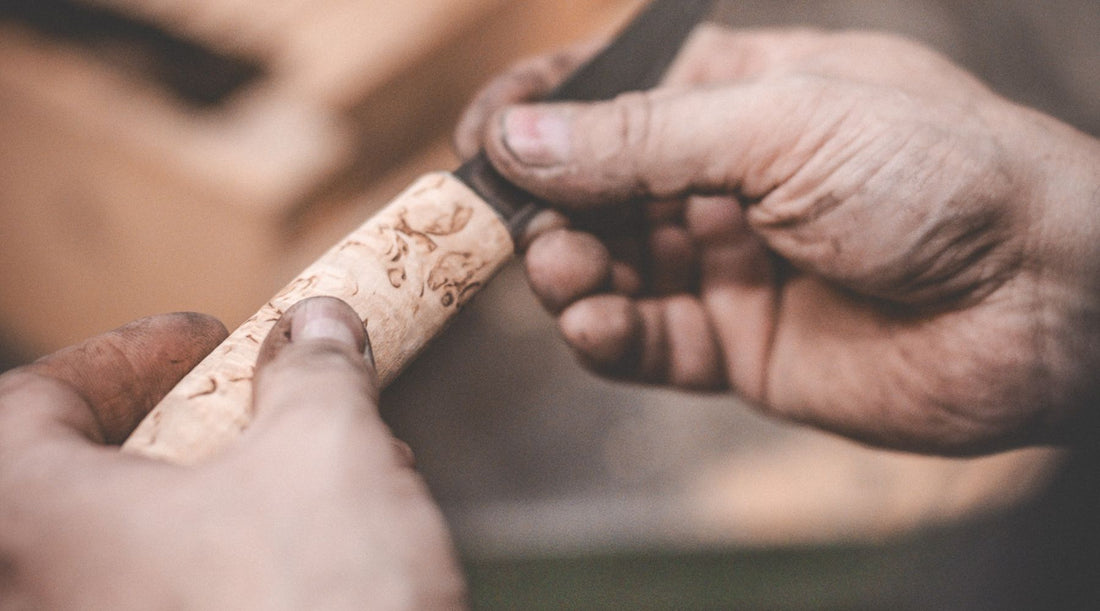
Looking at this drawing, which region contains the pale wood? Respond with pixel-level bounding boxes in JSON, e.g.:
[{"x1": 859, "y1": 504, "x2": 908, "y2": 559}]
[
  {"x1": 82, "y1": 0, "x2": 638, "y2": 109},
  {"x1": 86, "y1": 0, "x2": 509, "y2": 106},
  {"x1": 122, "y1": 173, "x2": 514, "y2": 464},
  {"x1": 0, "y1": 1, "x2": 636, "y2": 355},
  {"x1": 0, "y1": 25, "x2": 350, "y2": 210}
]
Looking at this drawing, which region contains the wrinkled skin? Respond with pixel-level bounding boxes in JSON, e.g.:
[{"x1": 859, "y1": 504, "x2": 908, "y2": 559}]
[
  {"x1": 0, "y1": 298, "x2": 465, "y2": 610},
  {"x1": 457, "y1": 26, "x2": 1100, "y2": 454}
]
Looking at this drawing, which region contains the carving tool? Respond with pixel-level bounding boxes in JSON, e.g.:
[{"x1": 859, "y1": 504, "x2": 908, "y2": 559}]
[{"x1": 123, "y1": 0, "x2": 718, "y2": 463}]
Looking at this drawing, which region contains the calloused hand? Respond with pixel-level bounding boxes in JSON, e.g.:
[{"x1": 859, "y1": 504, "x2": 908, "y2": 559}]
[
  {"x1": 456, "y1": 26, "x2": 1100, "y2": 454},
  {"x1": 0, "y1": 298, "x2": 465, "y2": 610}
]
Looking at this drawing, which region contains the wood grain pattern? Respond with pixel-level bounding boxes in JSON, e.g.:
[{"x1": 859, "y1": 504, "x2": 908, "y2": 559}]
[{"x1": 121, "y1": 172, "x2": 514, "y2": 464}]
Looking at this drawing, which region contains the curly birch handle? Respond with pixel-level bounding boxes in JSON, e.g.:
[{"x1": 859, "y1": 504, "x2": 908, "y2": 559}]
[{"x1": 122, "y1": 173, "x2": 514, "y2": 464}]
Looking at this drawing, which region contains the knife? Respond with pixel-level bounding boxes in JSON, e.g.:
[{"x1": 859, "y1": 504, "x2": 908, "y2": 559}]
[{"x1": 122, "y1": 0, "x2": 718, "y2": 464}]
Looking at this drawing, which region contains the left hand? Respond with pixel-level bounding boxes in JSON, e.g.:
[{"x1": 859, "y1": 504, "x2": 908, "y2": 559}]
[
  {"x1": 455, "y1": 26, "x2": 1100, "y2": 453},
  {"x1": 0, "y1": 298, "x2": 465, "y2": 610}
]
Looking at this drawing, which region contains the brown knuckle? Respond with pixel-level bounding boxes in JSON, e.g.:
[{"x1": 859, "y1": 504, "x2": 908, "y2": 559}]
[
  {"x1": 525, "y1": 229, "x2": 612, "y2": 312},
  {"x1": 560, "y1": 296, "x2": 641, "y2": 377}
]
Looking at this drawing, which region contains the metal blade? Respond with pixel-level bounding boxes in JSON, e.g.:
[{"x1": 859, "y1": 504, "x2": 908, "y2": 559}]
[{"x1": 454, "y1": 0, "x2": 717, "y2": 239}]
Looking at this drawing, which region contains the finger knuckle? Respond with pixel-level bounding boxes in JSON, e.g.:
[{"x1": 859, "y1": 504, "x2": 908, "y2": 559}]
[
  {"x1": 611, "y1": 91, "x2": 655, "y2": 151},
  {"x1": 0, "y1": 369, "x2": 34, "y2": 396},
  {"x1": 0, "y1": 370, "x2": 68, "y2": 404},
  {"x1": 609, "y1": 91, "x2": 662, "y2": 197},
  {"x1": 274, "y1": 343, "x2": 368, "y2": 378}
]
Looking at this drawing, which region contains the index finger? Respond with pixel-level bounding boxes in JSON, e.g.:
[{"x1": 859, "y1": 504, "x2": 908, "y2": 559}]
[{"x1": 0, "y1": 313, "x2": 226, "y2": 447}]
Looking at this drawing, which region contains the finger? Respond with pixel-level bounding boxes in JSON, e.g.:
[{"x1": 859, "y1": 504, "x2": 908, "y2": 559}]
[
  {"x1": 0, "y1": 313, "x2": 227, "y2": 446},
  {"x1": 485, "y1": 75, "x2": 974, "y2": 302},
  {"x1": 646, "y1": 224, "x2": 699, "y2": 295},
  {"x1": 558, "y1": 294, "x2": 726, "y2": 390},
  {"x1": 566, "y1": 199, "x2": 649, "y2": 286},
  {"x1": 557, "y1": 294, "x2": 641, "y2": 377},
  {"x1": 483, "y1": 77, "x2": 838, "y2": 209},
  {"x1": 253, "y1": 297, "x2": 373, "y2": 417},
  {"x1": 684, "y1": 195, "x2": 746, "y2": 249},
  {"x1": 516, "y1": 208, "x2": 570, "y2": 252},
  {"x1": 457, "y1": 26, "x2": 827, "y2": 159},
  {"x1": 525, "y1": 229, "x2": 613, "y2": 313},
  {"x1": 254, "y1": 297, "x2": 374, "y2": 372},
  {"x1": 603, "y1": 232, "x2": 646, "y2": 292},
  {"x1": 249, "y1": 297, "x2": 407, "y2": 468},
  {"x1": 639, "y1": 199, "x2": 698, "y2": 295},
  {"x1": 454, "y1": 39, "x2": 603, "y2": 160}
]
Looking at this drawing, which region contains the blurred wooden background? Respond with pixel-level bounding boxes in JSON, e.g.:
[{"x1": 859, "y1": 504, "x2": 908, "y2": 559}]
[
  {"x1": 1, "y1": 1, "x2": 1097, "y2": 607},
  {"x1": 0, "y1": 0, "x2": 642, "y2": 354}
]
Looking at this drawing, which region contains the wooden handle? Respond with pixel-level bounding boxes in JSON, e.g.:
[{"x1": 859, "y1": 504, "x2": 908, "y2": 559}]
[{"x1": 122, "y1": 173, "x2": 514, "y2": 464}]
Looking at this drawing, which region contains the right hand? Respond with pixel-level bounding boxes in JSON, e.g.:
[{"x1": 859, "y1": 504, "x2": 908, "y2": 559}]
[{"x1": 456, "y1": 26, "x2": 1100, "y2": 454}]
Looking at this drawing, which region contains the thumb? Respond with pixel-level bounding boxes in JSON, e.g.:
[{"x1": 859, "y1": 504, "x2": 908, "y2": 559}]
[
  {"x1": 483, "y1": 77, "x2": 843, "y2": 208},
  {"x1": 248, "y1": 297, "x2": 409, "y2": 468}
]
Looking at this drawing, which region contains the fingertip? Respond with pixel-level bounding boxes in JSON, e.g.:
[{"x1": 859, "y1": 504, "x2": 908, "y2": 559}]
[
  {"x1": 251, "y1": 298, "x2": 381, "y2": 438},
  {"x1": 290, "y1": 297, "x2": 366, "y2": 352},
  {"x1": 525, "y1": 229, "x2": 612, "y2": 313},
  {"x1": 166, "y1": 311, "x2": 229, "y2": 338},
  {"x1": 117, "y1": 312, "x2": 227, "y2": 358},
  {"x1": 516, "y1": 209, "x2": 570, "y2": 252},
  {"x1": 253, "y1": 297, "x2": 379, "y2": 421},
  {"x1": 258, "y1": 296, "x2": 371, "y2": 372},
  {"x1": 483, "y1": 91, "x2": 688, "y2": 209},
  {"x1": 484, "y1": 104, "x2": 588, "y2": 208},
  {"x1": 161, "y1": 313, "x2": 229, "y2": 362},
  {"x1": 559, "y1": 295, "x2": 641, "y2": 375},
  {"x1": 496, "y1": 105, "x2": 572, "y2": 168}
]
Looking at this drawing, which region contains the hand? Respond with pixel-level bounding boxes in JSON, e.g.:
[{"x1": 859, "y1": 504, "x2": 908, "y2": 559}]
[
  {"x1": 0, "y1": 298, "x2": 465, "y2": 609},
  {"x1": 456, "y1": 26, "x2": 1100, "y2": 454}
]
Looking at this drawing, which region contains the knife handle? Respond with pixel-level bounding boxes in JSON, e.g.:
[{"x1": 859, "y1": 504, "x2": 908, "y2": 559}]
[{"x1": 121, "y1": 172, "x2": 514, "y2": 464}]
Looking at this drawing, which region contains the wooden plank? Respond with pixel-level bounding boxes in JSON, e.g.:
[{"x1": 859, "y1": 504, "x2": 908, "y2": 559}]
[
  {"x1": 85, "y1": 0, "x2": 319, "y2": 57},
  {"x1": 0, "y1": 22, "x2": 352, "y2": 352},
  {"x1": 84, "y1": 0, "x2": 508, "y2": 100},
  {"x1": 0, "y1": 69, "x2": 284, "y2": 351},
  {"x1": 82, "y1": 0, "x2": 635, "y2": 108},
  {"x1": 0, "y1": 23, "x2": 350, "y2": 210},
  {"x1": 269, "y1": 0, "x2": 506, "y2": 107}
]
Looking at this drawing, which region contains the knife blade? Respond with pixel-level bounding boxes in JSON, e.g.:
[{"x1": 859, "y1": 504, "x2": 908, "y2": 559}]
[{"x1": 122, "y1": 0, "x2": 717, "y2": 464}]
